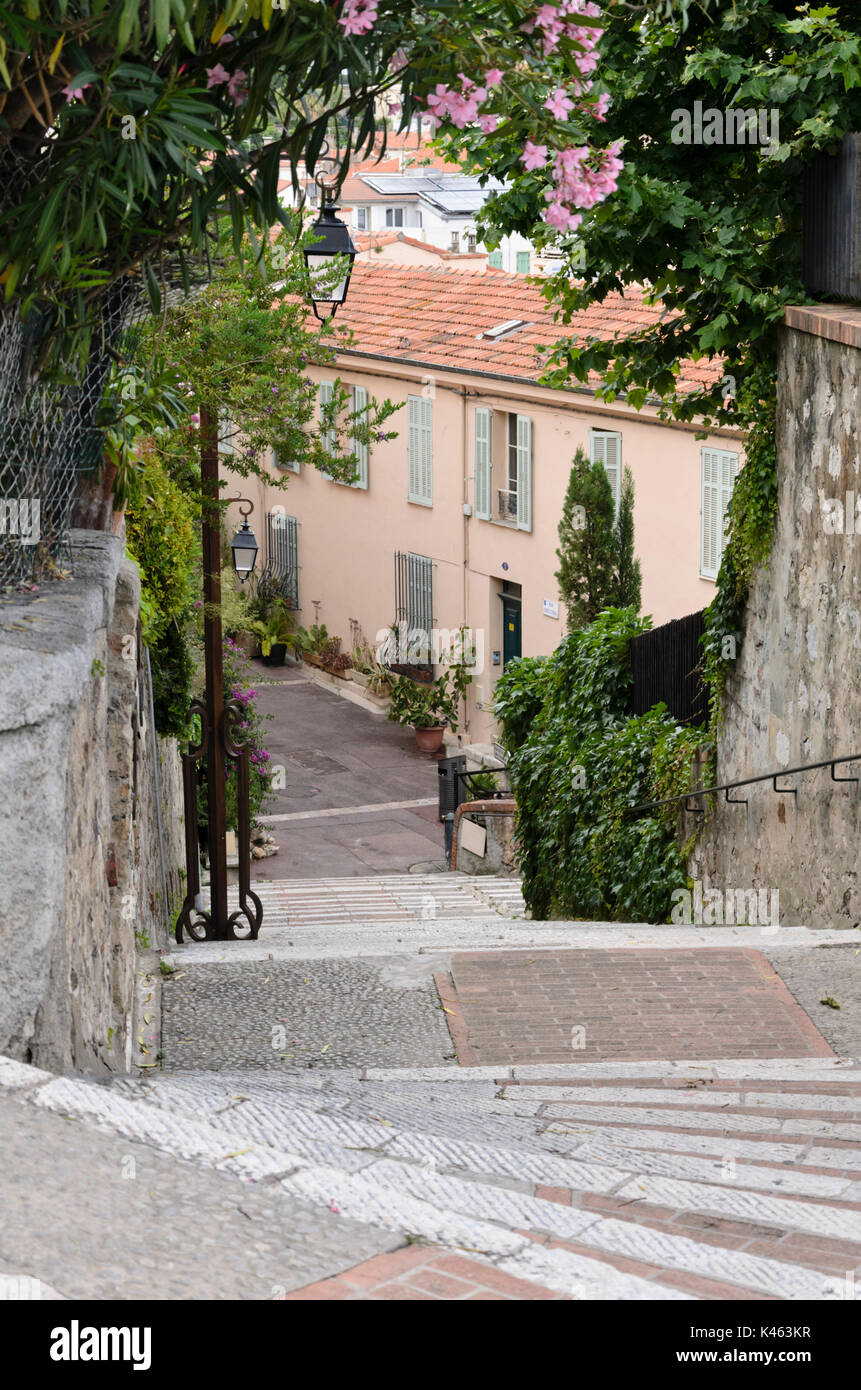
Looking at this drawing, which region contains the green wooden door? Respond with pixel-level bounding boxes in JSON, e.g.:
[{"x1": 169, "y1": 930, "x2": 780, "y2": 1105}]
[{"x1": 502, "y1": 598, "x2": 521, "y2": 669}]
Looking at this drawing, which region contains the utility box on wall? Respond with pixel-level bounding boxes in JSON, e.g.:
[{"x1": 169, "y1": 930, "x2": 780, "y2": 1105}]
[{"x1": 803, "y1": 133, "x2": 861, "y2": 300}]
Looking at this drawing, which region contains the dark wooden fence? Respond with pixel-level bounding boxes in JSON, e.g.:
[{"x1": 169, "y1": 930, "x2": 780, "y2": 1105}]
[{"x1": 628, "y1": 608, "x2": 708, "y2": 727}]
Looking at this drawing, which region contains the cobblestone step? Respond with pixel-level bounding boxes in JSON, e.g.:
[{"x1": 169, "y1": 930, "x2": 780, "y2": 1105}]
[{"x1": 4, "y1": 1054, "x2": 859, "y2": 1300}]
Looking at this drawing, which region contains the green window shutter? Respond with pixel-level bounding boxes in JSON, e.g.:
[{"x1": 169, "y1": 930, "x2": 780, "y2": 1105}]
[
  {"x1": 516, "y1": 251, "x2": 531, "y2": 274},
  {"x1": 319, "y1": 380, "x2": 335, "y2": 451},
  {"x1": 488, "y1": 250, "x2": 503, "y2": 269},
  {"x1": 515, "y1": 414, "x2": 533, "y2": 532},
  {"x1": 590, "y1": 429, "x2": 621, "y2": 512},
  {"x1": 350, "y1": 386, "x2": 369, "y2": 489},
  {"x1": 408, "y1": 394, "x2": 432, "y2": 504},
  {"x1": 701, "y1": 448, "x2": 740, "y2": 578},
  {"x1": 474, "y1": 407, "x2": 492, "y2": 519},
  {"x1": 701, "y1": 448, "x2": 721, "y2": 578},
  {"x1": 318, "y1": 380, "x2": 335, "y2": 478},
  {"x1": 407, "y1": 395, "x2": 421, "y2": 501},
  {"x1": 219, "y1": 411, "x2": 236, "y2": 456}
]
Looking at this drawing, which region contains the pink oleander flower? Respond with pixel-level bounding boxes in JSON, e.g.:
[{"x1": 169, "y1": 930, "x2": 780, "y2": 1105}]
[
  {"x1": 339, "y1": 0, "x2": 378, "y2": 36},
  {"x1": 227, "y1": 69, "x2": 248, "y2": 104},
  {"x1": 206, "y1": 64, "x2": 230, "y2": 88},
  {"x1": 545, "y1": 87, "x2": 574, "y2": 120},
  {"x1": 521, "y1": 140, "x2": 548, "y2": 171},
  {"x1": 543, "y1": 201, "x2": 583, "y2": 233},
  {"x1": 62, "y1": 80, "x2": 92, "y2": 100},
  {"x1": 478, "y1": 114, "x2": 500, "y2": 134},
  {"x1": 484, "y1": 68, "x2": 504, "y2": 87}
]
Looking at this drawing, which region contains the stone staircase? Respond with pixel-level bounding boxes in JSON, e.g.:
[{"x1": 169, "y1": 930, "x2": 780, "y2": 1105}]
[
  {"x1": 4, "y1": 873, "x2": 860, "y2": 1300},
  {"x1": 3, "y1": 1053, "x2": 860, "y2": 1300}
]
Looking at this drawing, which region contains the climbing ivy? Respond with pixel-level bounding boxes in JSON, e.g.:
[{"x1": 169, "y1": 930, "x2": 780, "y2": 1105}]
[{"x1": 495, "y1": 609, "x2": 706, "y2": 923}]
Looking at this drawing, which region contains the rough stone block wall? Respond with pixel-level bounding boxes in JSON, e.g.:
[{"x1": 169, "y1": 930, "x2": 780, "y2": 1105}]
[
  {"x1": 0, "y1": 530, "x2": 184, "y2": 1073},
  {"x1": 690, "y1": 323, "x2": 861, "y2": 929}
]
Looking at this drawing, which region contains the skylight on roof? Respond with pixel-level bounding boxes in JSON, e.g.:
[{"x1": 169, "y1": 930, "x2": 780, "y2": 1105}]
[{"x1": 478, "y1": 319, "x2": 531, "y2": 341}]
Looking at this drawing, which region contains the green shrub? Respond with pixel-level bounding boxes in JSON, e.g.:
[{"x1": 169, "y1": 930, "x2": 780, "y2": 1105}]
[{"x1": 495, "y1": 608, "x2": 706, "y2": 923}]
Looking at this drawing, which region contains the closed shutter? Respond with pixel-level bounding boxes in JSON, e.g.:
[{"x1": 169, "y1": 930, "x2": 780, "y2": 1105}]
[
  {"x1": 220, "y1": 412, "x2": 236, "y2": 456},
  {"x1": 488, "y1": 251, "x2": 503, "y2": 269},
  {"x1": 590, "y1": 429, "x2": 621, "y2": 511},
  {"x1": 350, "y1": 386, "x2": 369, "y2": 489},
  {"x1": 515, "y1": 414, "x2": 533, "y2": 531},
  {"x1": 474, "y1": 407, "x2": 492, "y2": 519},
  {"x1": 407, "y1": 394, "x2": 432, "y2": 504},
  {"x1": 701, "y1": 447, "x2": 739, "y2": 578},
  {"x1": 319, "y1": 379, "x2": 336, "y2": 450}
]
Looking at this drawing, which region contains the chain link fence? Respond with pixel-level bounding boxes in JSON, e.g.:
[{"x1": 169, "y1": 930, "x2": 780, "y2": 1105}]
[{"x1": 0, "y1": 134, "x2": 145, "y2": 589}]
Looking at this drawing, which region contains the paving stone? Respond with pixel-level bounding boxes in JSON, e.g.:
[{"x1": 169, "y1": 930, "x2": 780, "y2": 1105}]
[
  {"x1": 162, "y1": 958, "x2": 454, "y2": 1071},
  {"x1": 0, "y1": 1095, "x2": 399, "y2": 1300}
]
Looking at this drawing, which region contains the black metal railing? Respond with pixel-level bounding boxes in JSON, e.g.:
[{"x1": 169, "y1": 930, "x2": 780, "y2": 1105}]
[
  {"x1": 257, "y1": 512, "x2": 299, "y2": 610},
  {"x1": 628, "y1": 752, "x2": 861, "y2": 819},
  {"x1": 628, "y1": 608, "x2": 708, "y2": 727},
  {"x1": 392, "y1": 550, "x2": 434, "y2": 674}
]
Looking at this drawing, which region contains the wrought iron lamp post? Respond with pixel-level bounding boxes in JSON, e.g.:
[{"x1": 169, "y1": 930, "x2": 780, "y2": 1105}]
[{"x1": 177, "y1": 170, "x2": 355, "y2": 944}]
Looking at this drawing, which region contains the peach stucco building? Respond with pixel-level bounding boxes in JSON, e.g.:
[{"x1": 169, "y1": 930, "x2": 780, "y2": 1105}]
[{"x1": 229, "y1": 263, "x2": 743, "y2": 746}]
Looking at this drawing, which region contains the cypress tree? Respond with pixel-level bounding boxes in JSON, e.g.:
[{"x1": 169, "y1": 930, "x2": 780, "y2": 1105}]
[
  {"x1": 613, "y1": 465, "x2": 642, "y2": 612},
  {"x1": 555, "y1": 447, "x2": 617, "y2": 630}
]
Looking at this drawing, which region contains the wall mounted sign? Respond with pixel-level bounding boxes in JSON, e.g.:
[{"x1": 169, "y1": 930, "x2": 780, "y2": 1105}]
[{"x1": 542, "y1": 598, "x2": 559, "y2": 619}]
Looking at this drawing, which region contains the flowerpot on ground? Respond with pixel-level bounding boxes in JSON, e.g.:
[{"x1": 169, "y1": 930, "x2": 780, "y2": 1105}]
[
  {"x1": 302, "y1": 652, "x2": 323, "y2": 668},
  {"x1": 262, "y1": 643, "x2": 287, "y2": 667},
  {"x1": 352, "y1": 670, "x2": 370, "y2": 689},
  {"x1": 414, "y1": 725, "x2": 445, "y2": 754}
]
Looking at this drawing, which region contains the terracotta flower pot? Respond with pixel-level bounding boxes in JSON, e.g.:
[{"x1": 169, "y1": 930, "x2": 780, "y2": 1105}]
[{"x1": 414, "y1": 725, "x2": 445, "y2": 754}]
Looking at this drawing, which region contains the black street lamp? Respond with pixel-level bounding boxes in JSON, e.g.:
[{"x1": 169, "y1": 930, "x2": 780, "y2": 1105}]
[
  {"x1": 230, "y1": 500, "x2": 259, "y2": 583},
  {"x1": 304, "y1": 197, "x2": 357, "y2": 321}
]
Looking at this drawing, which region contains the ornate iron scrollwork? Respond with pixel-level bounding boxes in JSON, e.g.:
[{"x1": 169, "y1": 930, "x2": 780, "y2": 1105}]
[
  {"x1": 175, "y1": 701, "x2": 211, "y2": 943},
  {"x1": 175, "y1": 700, "x2": 263, "y2": 943},
  {"x1": 224, "y1": 699, "x2": 262, "y2": 940}
]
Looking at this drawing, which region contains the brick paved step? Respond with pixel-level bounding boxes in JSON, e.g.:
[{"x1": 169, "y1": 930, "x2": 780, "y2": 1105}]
[
  {"x1": 4, "y1": 1056, "x2": 860, "y2": 1299},
  {"x1": 12, "y1": 1064, "x2": 861, "y2": 1297}
]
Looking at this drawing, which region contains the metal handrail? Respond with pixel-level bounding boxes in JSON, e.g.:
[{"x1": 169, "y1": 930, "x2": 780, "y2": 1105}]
[{"x1": 627, "y1": 752, "x2": 861, "y2": 818}]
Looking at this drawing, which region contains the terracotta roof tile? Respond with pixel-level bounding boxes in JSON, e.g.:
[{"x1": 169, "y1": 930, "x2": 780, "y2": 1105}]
[{"x1": 325, "y1": 263, "x2": 721, "y2": 396}]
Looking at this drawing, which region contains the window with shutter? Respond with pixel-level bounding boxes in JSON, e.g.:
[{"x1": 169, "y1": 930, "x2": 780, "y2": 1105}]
[
  {"x1": 515, "y1": 415, "x2": 533, "y2": 532},
  {"x1": 474, "y1": 407, "x2": 492, "y2": 519},
  {"x1": 407, "y1": 394, "x2": 432, "y2": 505},
  {"x1": 516, "y1": 251, "x2": 531, "y2": 274},
  {"x1": 346, "y1": 386, "x2": 369, "y2": 489},
  {"x1": 488, "y1": 250, "x2": 503, "y2": 269},
  {"x1": 590, "y1": 430, "x2": 621, "y2": 512},
  {"x1": 219, "y1": 411, "x2": 236, "y2": 456},
  {"x1": 700, "y1": 448, "x2": 739, "y2": 579},
  {"x1": 319, "y1": 381, "x2": 336, "y2": 452}
]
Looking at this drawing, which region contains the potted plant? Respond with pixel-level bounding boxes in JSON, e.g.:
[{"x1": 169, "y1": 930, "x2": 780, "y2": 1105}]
[
  {"x1": 251, "y1": 604, "x2": 293, "y2": 666},
  {"x1": 387, "y1": 670, "x2": 460, "y2": 753},
  {"x1": 295, "y1": 623, "x2": 329, "y2": 667}
]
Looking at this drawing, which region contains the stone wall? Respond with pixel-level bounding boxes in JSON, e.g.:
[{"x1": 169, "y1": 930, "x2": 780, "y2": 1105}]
[
  {"x1": 0, "y1": 530, "x2": 184, "y2": 1073},
  {"x1": 690, "y1": 316, "x2": 861, "y2": 929},
  {"x1": 452, "y1": 800, "x2": 518, "y2": 876}
]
